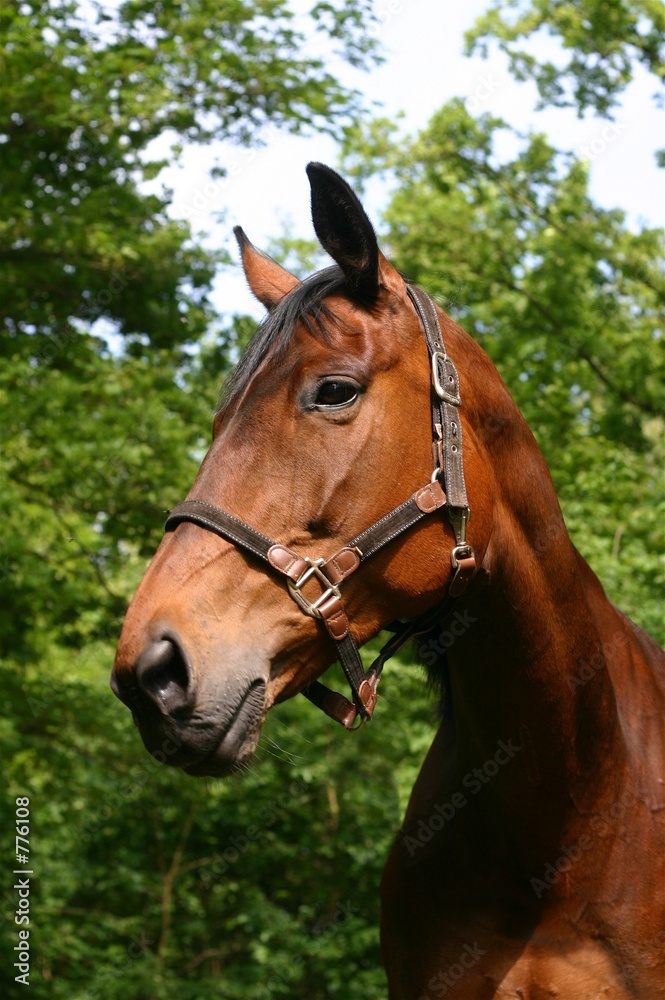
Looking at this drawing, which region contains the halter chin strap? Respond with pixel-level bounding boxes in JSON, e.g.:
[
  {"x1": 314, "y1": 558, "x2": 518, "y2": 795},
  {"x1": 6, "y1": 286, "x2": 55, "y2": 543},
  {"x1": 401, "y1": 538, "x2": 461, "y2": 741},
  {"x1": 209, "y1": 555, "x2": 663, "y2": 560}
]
[{"x1": 164, "y1": 286, "x2": 476, "y2": 729}]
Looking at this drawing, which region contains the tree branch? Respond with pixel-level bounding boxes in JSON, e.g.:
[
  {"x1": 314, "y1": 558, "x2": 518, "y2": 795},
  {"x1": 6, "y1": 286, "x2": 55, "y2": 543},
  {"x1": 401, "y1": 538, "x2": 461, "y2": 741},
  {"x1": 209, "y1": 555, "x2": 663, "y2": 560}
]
[{"x1": 157, "y1": 800, "x2": 201, "y2": 963}]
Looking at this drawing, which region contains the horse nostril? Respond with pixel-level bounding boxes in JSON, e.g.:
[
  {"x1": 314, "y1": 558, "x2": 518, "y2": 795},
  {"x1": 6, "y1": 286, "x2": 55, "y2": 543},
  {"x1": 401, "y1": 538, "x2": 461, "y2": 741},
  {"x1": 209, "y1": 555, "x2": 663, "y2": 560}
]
[{"x1": 134, "y1": 638, "x2": 192, "y2": 716}]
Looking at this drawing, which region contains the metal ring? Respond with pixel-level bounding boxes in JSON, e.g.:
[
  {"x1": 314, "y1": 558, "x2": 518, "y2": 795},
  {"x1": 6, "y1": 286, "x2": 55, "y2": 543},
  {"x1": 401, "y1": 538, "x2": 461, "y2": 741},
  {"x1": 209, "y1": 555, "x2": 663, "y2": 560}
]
[
  {"x1": 286, "y1": 557, "x2": 341, "y2": 619},
  {"x1": 451, "y1": 543, "x2": 474, "y2": 570}
]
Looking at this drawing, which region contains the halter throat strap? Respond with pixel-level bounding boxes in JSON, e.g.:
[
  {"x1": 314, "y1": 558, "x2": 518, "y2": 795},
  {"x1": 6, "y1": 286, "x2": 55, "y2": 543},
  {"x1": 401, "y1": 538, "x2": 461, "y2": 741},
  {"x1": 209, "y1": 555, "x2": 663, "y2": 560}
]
[{"x1": 164, "y1": 286, "x2": 475, "y2": 729}]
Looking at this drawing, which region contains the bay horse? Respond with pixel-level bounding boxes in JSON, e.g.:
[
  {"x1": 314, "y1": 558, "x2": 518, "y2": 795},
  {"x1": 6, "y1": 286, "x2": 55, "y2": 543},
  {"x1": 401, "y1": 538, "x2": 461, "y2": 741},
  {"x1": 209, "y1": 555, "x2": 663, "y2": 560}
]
[{"x1": 112, "y1": 163, "x2": 665, "y2": 998}]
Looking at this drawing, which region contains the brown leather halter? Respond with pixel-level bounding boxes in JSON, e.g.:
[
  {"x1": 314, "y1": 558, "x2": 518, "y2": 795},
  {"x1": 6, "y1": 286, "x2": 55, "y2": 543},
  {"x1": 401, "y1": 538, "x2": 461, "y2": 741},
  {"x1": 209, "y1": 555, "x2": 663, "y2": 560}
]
[{"x1": 164, "y1": 286, "x2": 476, "y2": 729}]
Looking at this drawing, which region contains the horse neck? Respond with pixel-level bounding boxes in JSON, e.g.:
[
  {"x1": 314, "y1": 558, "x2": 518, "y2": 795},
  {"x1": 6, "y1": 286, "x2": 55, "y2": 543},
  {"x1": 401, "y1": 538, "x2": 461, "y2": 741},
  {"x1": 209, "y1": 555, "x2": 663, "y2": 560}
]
[{"x1": 435, "y1": 332, "x2": 630, "y2": 832}]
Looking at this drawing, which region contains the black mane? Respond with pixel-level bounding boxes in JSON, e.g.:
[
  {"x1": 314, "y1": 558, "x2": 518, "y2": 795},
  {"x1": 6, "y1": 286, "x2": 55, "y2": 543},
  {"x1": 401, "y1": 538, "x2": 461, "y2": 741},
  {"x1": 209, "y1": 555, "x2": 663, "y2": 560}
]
[{"x1": 218, "y1": 265, "x2": 354, "y2": 412}]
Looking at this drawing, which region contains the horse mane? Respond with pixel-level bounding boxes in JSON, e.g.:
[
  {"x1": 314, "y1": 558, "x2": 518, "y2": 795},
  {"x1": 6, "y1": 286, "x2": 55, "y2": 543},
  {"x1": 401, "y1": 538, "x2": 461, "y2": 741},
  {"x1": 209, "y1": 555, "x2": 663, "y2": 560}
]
[
  {"x1": 218, "y1": 264, "x2": 353, "y2": 412},
  {"x1": 413, "y1": 626, "x2": 452, "y2": 720}
]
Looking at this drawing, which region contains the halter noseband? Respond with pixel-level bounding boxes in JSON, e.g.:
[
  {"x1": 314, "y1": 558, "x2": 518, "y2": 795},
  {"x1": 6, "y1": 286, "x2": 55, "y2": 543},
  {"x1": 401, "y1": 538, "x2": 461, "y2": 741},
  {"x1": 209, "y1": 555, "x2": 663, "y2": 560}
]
[{"x1": 164, "y1": 286, "x2": 476, "y2": 729}]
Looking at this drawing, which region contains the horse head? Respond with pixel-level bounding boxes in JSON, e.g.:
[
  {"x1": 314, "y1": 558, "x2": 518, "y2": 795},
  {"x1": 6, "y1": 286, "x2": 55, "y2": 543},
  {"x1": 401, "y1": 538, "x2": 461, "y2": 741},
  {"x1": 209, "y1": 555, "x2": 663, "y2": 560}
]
[{"x1": 111, "y1": 163, "x2": 494, "y2": 776}]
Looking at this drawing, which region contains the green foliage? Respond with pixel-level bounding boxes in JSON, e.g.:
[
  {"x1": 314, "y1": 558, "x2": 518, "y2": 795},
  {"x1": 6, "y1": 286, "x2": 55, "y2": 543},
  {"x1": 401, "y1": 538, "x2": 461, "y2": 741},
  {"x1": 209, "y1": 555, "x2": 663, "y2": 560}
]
[
  {"x1": 1, "y1": 0, "x2": 380, "y2": 353},
  {"x1": 1, "y1": 4, "x2": 215, "y2": 349},
  {"x1": 265, "y1": 226, "x2": 329, "y2": 279},
  {"x1": 465, "y1": 0, "x2": 665, "y2": 117},
  {"x1": 0, "y1": 333, "x2": 212, "y2": 659}
]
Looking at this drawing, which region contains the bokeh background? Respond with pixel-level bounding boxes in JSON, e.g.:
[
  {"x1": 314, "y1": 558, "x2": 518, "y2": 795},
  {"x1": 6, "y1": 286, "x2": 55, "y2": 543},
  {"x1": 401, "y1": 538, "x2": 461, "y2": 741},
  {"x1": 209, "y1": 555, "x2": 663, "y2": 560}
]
[{"x1": 1, "y1": 2, "x2": 663, "y2": 997}]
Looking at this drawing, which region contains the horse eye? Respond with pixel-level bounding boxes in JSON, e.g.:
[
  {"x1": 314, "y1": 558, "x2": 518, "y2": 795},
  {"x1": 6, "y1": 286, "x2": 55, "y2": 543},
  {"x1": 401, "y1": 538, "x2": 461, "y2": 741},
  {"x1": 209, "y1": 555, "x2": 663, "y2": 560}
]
[{"x1": 314, "y1": 380, "x2": 359, "y2": 408}]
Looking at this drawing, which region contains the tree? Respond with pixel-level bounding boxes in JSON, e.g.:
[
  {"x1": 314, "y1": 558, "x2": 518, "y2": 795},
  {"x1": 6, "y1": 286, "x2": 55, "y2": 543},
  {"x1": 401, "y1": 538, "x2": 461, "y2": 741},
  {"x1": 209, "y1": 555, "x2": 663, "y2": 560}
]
[
  {"x1": 1, "y1": 0, "x2": 380, "y2": 352},
  {"x1": 465, "y1": 0, "x2": 665, "y2": 119}
]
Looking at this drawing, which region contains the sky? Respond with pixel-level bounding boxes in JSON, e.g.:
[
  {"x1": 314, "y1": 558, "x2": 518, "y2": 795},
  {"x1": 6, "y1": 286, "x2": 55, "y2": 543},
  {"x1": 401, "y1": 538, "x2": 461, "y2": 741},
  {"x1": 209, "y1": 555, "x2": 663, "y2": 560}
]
[{"x1": 144, "y1": 0, "x2": 665, "y2": 323}]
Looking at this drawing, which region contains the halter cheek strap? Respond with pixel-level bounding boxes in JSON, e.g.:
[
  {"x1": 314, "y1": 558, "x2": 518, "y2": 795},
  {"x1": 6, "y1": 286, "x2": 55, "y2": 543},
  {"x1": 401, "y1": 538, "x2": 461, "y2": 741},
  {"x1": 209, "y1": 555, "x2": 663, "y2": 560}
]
[
  {"x1": 406, "y1": 286, "x2": 476, "y2": 596},
  {"x1": 164, "y1": 286, "x2": 476, "y2": 729}
]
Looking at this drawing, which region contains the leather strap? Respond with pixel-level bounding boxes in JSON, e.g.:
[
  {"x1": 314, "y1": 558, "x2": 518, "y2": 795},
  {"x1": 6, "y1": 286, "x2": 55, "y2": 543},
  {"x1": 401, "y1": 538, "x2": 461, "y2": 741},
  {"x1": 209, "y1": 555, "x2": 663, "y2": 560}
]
[
  {"x1": 407, "y1": 286, "x2": 469, "y2": 510},
  {"x1": 345, "y1": 482, "x2": 446, "y2": 562},
  {"x1": 301, "y1": 591, "x2": 458, "y2": 727},
  {"x1": 301, "y1": 681, "x2": 359, "y2": 729},
  {"x1": 165, "y1": 500, "x2": 278, "y2": 563},
  {"x1": 165, "y1": 484, "x2": 447, "y2": 590}
]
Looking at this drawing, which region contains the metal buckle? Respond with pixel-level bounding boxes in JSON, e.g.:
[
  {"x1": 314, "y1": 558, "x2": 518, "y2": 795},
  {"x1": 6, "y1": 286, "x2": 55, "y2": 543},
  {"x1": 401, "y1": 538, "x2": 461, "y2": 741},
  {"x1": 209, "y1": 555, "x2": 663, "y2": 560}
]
[
  {"x1": 449, "y1": 508, "x2": 474, "y2": 571},
  {"x1": 448, "y1": 507, "x2": 470, "y2": 545},
  {"x1": 287, "y1": 558, "x2": 341, "y2": 619},
  {"x1": 431, "y1": 350, "x2": 462, "y2": 406},
  {"x1": 451, "y1": 543, "x2": 474, "y2": 570}
]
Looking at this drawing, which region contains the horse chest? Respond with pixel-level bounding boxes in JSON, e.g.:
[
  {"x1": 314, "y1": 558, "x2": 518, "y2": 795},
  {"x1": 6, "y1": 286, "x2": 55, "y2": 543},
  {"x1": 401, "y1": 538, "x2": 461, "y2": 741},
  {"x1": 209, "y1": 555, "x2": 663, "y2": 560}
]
[
  {"x1": 396, "y1": 933, "x2": 650, "y2": 999},
  {"x1": 381, "y1": 838, "x2": 664, "y2": 999}
]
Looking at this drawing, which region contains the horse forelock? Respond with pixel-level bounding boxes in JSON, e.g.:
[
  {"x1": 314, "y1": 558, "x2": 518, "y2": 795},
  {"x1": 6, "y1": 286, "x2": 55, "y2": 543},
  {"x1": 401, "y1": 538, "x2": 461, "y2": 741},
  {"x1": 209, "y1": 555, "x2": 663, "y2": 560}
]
[{"x1": 218, "y1": 264, "x2": 356, "y2": 413}]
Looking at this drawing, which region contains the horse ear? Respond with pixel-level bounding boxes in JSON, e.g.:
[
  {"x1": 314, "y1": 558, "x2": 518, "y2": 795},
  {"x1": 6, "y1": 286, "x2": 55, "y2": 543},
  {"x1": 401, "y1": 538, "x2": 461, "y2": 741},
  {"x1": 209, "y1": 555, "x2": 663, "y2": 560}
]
[
  {"x1": 234, "y1": 226, "x2": 301, "y2": 309},
  {"x1": 306, "y1": 162, "x2": 379, "y2": 299},
  {"x1": 377, "y1": 250, "x2": 406, "y2": 297}
]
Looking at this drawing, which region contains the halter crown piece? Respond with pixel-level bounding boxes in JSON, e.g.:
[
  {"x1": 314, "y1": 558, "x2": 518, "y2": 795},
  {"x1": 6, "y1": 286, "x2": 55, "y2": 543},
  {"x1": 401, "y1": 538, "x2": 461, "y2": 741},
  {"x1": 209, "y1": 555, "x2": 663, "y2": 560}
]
[{"x1": 164, "y1": 287, "x2": 476, "y2": 729}]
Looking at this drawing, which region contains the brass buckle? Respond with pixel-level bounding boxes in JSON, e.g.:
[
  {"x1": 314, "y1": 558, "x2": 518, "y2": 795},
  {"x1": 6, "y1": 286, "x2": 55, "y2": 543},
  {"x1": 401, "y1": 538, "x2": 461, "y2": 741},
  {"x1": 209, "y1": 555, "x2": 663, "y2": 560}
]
[{"x1": 287, "y1": 558, "x2": 341, "y2": 619}]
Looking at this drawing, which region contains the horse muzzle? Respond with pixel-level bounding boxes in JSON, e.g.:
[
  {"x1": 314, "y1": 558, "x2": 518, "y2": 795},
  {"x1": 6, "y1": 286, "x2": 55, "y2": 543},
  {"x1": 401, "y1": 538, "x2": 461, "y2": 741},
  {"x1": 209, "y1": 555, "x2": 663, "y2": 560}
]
[{"x1": 110, "y1": 632, "x2": 268, "y2": 776}]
